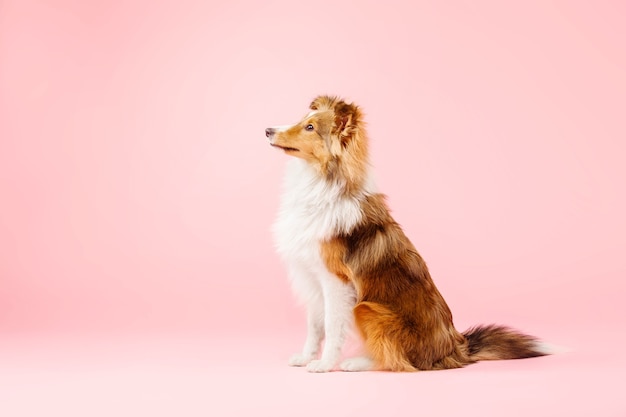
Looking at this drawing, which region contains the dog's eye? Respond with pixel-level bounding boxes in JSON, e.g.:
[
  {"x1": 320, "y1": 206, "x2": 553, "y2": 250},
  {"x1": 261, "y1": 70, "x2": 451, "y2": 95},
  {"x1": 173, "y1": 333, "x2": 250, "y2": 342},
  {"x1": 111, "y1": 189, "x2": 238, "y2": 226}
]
[{"x1": 305, "y1": 124, "x2": 314, "y2": 131}]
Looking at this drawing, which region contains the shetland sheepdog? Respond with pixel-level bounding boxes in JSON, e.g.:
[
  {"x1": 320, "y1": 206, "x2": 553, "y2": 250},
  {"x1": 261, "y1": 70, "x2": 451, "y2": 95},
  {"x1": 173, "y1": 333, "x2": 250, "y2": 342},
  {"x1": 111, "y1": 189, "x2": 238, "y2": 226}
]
[{"x1": 266, "y1": 95, "x2": 549, "y2": 372}]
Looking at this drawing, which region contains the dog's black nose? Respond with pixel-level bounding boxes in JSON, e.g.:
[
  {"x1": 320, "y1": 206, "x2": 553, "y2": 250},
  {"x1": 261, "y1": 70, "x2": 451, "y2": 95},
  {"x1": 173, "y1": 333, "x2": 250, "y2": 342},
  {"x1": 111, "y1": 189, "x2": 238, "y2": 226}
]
[{"x1": 265, "y1": 128, "x2": 275, "y2": 138}]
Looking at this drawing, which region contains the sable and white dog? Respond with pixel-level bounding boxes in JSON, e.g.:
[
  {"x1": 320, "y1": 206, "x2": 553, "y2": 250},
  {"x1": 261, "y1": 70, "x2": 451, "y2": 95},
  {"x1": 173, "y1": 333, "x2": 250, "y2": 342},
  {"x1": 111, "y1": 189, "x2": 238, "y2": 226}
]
[{"x1": 267, "y1": 95, "x2": 548, "y2": 372}]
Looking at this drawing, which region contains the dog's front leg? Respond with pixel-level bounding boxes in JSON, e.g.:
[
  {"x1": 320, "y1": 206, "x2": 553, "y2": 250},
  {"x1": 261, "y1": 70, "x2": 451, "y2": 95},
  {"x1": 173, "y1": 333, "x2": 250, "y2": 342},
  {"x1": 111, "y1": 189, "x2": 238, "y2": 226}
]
[
  {"x1": 288, "y1": 296, "x2": 324, "y2": 367},
  {"x1": 306, "y1": 276, "x2": 356, "y2": 373}
]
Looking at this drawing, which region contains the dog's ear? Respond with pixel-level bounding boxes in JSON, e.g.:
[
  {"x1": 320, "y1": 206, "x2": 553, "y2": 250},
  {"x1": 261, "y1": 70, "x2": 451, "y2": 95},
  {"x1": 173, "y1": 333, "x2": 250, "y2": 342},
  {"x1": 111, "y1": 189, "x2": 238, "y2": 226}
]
[
  {"x1": 310, "y1": 95, "x2": 332, "y2": 111},
  {"x1": 333, "y1": 101, "x2": 360, "y2": 139}
]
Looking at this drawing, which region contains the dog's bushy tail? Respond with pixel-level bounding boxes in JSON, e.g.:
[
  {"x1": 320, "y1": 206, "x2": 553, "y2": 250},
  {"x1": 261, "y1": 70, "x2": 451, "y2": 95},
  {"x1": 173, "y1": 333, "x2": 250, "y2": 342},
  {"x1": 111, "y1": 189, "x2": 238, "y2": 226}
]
[{"x1": 463, "y1": 325, "x2": 549, "y2": 361}]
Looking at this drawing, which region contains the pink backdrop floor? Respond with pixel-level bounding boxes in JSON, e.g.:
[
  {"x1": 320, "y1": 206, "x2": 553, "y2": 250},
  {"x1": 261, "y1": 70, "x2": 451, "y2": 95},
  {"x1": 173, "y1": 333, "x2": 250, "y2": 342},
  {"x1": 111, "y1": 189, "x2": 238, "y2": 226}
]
[{"x1": 1, "y1": 330, "x2": 624, "y2": 417}]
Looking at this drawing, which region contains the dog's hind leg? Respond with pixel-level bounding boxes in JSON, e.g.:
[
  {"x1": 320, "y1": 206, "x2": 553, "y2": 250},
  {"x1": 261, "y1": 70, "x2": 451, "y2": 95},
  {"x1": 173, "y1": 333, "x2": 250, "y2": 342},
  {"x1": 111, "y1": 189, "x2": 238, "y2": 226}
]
[
  {"x1": 354, "y1": 301, "x2": 417, "y2": 372},
  {"x1": 339, "y1": 356, "x2": 375, "y2": 372}
]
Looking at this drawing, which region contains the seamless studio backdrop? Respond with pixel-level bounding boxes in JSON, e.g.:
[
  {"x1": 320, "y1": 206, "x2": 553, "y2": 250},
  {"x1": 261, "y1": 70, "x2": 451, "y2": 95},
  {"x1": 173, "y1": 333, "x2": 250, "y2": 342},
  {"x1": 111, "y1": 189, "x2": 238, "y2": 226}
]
[{"x1": 1, "y1": 1, "x2": 625, "y2": 416}]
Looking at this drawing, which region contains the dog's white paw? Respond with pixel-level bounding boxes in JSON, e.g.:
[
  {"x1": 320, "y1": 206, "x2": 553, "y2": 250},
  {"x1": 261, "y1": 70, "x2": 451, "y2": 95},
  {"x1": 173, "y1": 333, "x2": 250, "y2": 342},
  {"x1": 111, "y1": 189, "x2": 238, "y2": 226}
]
[
  {"x1": 306, "y1": 359, "x2": 335, "y2": 373},
  {"x1": 339, "y1": 357, "x2": 374, "y2": 372},
  {"x1": 288, "y1": 353, "x2": 315, "y2": 367}
]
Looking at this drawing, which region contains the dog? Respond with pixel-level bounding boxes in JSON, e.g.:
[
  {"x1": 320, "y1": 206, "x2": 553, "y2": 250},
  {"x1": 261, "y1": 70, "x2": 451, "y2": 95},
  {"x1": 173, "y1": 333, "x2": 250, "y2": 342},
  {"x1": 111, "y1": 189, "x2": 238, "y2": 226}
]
[{"x1": 266, "y1": 95, "x2": 549, "y2": 372}]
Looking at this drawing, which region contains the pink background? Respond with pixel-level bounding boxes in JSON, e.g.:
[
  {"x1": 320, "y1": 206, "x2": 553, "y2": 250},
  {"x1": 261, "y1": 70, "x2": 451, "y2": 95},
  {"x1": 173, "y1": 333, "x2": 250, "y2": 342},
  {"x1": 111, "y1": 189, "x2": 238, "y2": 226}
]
[{"x1": 1, "y1": 1, "x2": 625, "y2": 415}]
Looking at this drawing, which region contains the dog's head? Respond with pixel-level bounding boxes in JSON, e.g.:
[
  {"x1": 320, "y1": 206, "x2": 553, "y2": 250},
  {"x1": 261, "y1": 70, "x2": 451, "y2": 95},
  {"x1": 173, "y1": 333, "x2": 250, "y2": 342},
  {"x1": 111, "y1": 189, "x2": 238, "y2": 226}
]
[{"x1": 265, "y1": 96, "x2": 366, "y2": 177}]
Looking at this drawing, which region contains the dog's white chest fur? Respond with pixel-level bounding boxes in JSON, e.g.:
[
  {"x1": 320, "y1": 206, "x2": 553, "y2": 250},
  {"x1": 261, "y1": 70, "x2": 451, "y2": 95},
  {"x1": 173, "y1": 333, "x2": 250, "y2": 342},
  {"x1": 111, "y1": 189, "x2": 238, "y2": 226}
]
[{"x1": 273, "y1": 160, "x2": 363, "y2": 263}]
